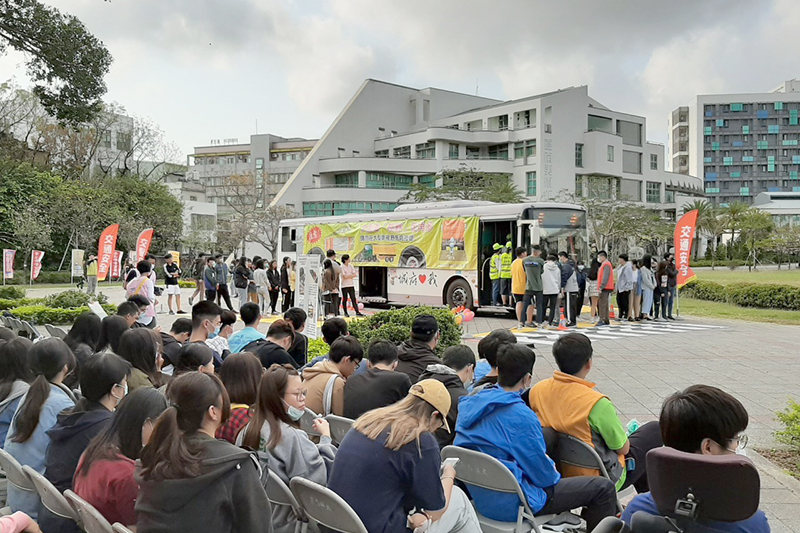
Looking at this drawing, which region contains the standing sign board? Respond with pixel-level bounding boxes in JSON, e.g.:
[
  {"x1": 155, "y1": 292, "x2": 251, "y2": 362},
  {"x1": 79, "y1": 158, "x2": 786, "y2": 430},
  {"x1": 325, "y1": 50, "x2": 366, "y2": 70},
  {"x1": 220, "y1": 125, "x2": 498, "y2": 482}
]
[
  {"x1": 295, "y1": 254, "x2": 321, "y2": 340},
  {"x1": 70, "y1": 249, "x2": 84, "y2": 280},
  {"x1": 3, "y1": 249, "x2": 16, "y2": 282}
]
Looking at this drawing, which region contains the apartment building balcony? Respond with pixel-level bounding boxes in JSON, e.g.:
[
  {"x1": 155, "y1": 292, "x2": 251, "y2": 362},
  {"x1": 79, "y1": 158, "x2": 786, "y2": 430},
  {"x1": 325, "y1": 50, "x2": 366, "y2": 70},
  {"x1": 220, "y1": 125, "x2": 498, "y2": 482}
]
[
  {"x1": 425, "y1": 125, "x2": 513, "y2": 145},
  {"x1": 318, "y1": 156, "x2": 438, "y2": 174}
]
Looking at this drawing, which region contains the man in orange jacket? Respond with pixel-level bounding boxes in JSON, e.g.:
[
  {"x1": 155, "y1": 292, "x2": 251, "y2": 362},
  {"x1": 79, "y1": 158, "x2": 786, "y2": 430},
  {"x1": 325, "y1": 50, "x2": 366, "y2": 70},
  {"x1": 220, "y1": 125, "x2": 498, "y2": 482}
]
[{"x1": 596, "y1": 251, "x2": 614, "y2": 326}]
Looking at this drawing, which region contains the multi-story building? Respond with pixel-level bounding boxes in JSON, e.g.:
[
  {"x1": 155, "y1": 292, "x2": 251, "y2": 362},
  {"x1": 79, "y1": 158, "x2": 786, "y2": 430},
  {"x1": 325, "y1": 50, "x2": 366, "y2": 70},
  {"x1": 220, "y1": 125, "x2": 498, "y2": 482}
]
[
  {"x1": 273, "y1": 80, "x2": 702, "y2": 220},
  {"x1": 669, "y1": 80, "x2": 800, "y2": 206},
  {"x1": 187, "y1": 134, "x2": 317, "y2": 218},
  {"x1": 162, "y1": 173, "x2": 218, "y2": 251},
  {"x1": 752, "y1": 191, "x2": 800, "y2": 228}
]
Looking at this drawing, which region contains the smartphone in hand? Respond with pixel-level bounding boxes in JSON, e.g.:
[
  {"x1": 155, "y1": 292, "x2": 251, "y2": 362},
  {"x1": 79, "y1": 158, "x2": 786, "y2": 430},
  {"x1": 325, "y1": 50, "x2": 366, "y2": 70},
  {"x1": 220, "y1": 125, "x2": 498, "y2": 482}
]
[{"x1": 440, "y1": 457, "x2": 459, "y2": 475}]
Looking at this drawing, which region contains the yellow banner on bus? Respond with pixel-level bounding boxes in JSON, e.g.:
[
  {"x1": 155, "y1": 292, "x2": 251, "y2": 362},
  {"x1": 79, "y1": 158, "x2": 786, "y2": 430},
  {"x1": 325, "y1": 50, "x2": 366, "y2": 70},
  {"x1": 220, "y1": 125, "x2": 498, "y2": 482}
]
[{"x1": 303, "y1": 217, "x2": 479, "y2": 270}]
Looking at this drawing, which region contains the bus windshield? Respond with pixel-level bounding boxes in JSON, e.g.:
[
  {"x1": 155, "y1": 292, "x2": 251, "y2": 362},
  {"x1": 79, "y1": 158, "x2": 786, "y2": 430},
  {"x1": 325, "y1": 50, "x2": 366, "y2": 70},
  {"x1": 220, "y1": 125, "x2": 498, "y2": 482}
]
[{"x1": 522, "y1": 207, "x2": 588, "y2": 262}]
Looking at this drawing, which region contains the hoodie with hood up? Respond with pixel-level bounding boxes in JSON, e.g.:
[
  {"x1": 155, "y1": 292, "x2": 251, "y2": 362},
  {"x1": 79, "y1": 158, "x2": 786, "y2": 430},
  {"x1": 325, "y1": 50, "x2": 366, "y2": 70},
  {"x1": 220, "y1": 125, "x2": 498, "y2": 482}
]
[
  {"x1": 454, "y1": 386, "x2": 560, "y2": 522},
  {"x1": 418, "y1": 364, "x2": 467, "y2": 447},
  {"x1": 0, "y1": 381, "x2": 30, "y2": 447},
  {"x1": 542, "y1": 261, "x2": 562, "y2": 295},
  {"x1": 135, "y1": 433, "x2": 272, "y2": 533},
  {"x1": 395, "y1": 339, "x2": 440, "y2": 383}
]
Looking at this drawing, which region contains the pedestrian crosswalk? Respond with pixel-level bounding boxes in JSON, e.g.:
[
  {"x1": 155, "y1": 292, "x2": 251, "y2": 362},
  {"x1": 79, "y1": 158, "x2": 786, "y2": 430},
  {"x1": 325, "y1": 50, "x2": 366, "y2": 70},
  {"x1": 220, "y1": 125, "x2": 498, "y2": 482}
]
[{"x1": 470, "y1": 321, "x2": 725, "y2": 346}]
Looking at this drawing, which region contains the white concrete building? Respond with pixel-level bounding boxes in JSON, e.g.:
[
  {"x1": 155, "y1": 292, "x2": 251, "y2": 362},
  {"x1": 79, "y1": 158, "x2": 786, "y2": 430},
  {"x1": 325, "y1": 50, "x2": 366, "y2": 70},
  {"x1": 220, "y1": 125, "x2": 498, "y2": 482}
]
[
  {"x1": 668, "y1": 80, "x2": 800, "y2": 206},
  {"x1": 752, "y1": 191, "x2": 800, "y2": 227},
  {"x1": 273, "y1": 80, "x2": 702, "y2": 221},
  {"x1": 162, "y1": 173, "x2": 218, "y2": 250}
]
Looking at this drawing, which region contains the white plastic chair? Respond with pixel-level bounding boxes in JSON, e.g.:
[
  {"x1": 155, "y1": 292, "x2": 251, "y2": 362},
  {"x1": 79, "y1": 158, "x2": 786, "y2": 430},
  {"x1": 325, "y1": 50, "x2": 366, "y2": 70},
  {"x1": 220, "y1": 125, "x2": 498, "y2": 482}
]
[
  {"x1": 0, "y1": 449, "x2": 35, "y2": 494},
  {"x1": 111, "y1": 523, "x2": 135, "y2": 533},
  {"x1": 22, "y1": 465, "x2": 80, "y2": 525},
  {"x1": 21, "y1": 321, "x2": 42, "y2": 340},
  {"x1": 441, "y1": 445, "x2": 560, "y2": 533},
  {"x1": 64, "y1": 490, "x2": 115, "y2": 533},
  {"x1": 325, "y1": 414, "x2": 354, "y2": 446},
  {"x1": 266, "y1": 469, "x2": 313, "y2": 533},
  {"x1": 290, "y1": 477, "x2": 368, "y2": 533},
  {"x1": 45, "y1": 324, "x2": 68, "y2": 339}
]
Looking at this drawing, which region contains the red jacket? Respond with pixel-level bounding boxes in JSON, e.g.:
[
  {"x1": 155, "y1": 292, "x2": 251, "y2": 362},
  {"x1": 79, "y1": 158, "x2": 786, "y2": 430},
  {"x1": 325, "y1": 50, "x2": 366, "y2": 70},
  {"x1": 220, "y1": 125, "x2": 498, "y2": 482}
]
[{"x1": 597, "y1": 260, "x2": 615, "y2": 291}]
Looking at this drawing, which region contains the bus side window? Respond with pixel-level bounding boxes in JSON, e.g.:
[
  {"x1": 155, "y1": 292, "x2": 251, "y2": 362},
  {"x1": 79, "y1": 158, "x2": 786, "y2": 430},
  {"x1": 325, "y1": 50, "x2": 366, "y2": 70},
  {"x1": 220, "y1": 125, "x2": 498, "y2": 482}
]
[{"x1": 281, "y1": 227, "x2": 297, "y2": 252}]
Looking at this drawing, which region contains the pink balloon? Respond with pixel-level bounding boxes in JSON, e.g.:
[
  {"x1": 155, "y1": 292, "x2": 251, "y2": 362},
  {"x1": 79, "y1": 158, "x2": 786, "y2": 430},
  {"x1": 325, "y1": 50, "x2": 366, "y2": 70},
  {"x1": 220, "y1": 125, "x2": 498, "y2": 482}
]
[{"x1": 358, "y1": 302, "x2": 364, "y2": 310}]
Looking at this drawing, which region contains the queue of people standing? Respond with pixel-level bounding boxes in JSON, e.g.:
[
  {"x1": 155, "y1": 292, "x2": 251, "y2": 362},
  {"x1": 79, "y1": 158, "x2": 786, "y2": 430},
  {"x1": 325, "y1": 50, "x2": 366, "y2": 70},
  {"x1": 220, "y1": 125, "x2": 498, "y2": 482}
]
[{"x1": 510, "y1": 247, "x2": 679, "y2": 329}]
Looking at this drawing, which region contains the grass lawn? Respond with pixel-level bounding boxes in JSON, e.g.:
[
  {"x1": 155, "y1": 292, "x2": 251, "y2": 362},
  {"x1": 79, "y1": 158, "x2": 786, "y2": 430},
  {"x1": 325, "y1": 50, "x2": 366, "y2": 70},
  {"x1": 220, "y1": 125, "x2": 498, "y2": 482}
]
[
  {"x1": 696, "y1": 268, "x2": 800, "y2": 287},
  {"x1": 680, "y1": 297, "x2": 800, "y2": 325}
]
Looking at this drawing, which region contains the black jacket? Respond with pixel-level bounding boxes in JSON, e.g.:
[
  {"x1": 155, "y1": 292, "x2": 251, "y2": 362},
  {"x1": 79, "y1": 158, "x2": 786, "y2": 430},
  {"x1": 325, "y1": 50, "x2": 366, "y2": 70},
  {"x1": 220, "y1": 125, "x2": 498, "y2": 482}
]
[
  {"x1": 267, "y1": 269, "x2": 281, "y2": 291},
  {"x1": 233, "y1": 265, "x2": 250, "y2": 289},
  {"x1": 135, "y1": 434, "x2": 272, "y2": 533},
  {"x1": 160, "y1": 333, "x2": 183, "y2": 367},
  {"x1": 395, "y1": 340, "x2": 441, "y2": 383},
  {"x1": 280, "y1": 265, "x2": 290, "y2": 290},
  {"x1": 287, "y1": 333, "x2": 308, "y2": 368},
  {"x1": 243, "y1": 339, "x2": 298, "y2": 369},
  {"x1": 418, "y1": 364, "x2": 467, "y2": 448}
]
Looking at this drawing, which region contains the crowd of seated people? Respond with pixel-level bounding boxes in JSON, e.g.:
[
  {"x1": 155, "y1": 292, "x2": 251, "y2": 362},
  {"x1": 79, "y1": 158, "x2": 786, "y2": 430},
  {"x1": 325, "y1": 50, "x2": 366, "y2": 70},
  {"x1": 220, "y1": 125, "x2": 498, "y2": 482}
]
[{"x1": 0, "y1": 304, "x2": 771, "y2": 533}]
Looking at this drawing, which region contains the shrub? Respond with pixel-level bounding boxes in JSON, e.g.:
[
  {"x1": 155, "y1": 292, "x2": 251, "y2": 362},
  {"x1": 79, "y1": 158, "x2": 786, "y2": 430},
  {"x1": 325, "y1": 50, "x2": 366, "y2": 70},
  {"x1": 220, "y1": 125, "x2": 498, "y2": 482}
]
[
  {"x1": 4, "y1": 271, "x2": 74, "y2": 285},
  {"x1": 0, "y1": 286, "x2": 26, "y2": 299},
  {"x1": 8, "y1": 304, "x2": 117, "y2": 325},
  {"x1": 308, "y1": 337, "x2": 329, "y2": 359},
  {"x1": 0, "y1": 297, "x2": 45, "y2": 310},
  {"x1": 776, "y1": 398, "x2": 800, "y2": 451},
  {"x1": 179, "y1": 280, "x2": 196, "y2": 288},
  {"x1": 726, "y1": 284, "x2": 800, "y2": 311},
  {"x1": 347, "y1": 306, "x2": 462, "y2": 356},
  {"x1": 680, "y1": 280, "x2": 727, "y2": 302},
  {"x1": 43, "y1": 289, "x2": 93, "y2": 309}
]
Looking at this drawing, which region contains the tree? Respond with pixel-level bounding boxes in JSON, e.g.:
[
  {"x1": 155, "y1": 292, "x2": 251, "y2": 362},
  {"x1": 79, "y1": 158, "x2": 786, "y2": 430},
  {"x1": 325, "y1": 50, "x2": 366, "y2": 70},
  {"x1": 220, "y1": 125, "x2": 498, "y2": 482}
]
[
  {"x1": 719, "y1": 202, "x2": 750, "y2": 258},
  {"x1": 0, "y1": 0, "x2": 112, "y2": 123},
  {"x1": 12, "y1": 203, "x2": 51, "y2": 271},
  {"x1": 402, "y1": 165, "x2": 525, "y2": 203},
  {"x1": 738, "y1": 209, "x2": 773, "y2": 270},
  {"x1": 250, "y1": 205, "x2": 298, "y2": 260},
  {"x1": 703, "y1": 213, "x2": 727, "y2": 269},
  {"x1": 682, "y1": 199, "x2": 714, "y2": 259}
]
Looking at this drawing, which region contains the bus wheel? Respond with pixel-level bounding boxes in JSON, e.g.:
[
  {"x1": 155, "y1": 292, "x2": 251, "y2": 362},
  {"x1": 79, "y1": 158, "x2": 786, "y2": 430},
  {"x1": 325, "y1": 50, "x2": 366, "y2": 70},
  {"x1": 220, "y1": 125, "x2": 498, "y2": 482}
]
[{"x1": 446, "y1": 278, "x2": 473, "y2": 310}]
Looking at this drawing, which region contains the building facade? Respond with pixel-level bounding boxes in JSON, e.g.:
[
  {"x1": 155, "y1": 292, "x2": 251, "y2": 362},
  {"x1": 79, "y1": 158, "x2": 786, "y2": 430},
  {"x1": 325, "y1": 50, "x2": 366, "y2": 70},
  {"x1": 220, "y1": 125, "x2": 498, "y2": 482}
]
[
  {"x1": 669, "y1": 80, "x2": 800, "y2": 206},
  {"x1": 273, "y1": 80, "x2": 701, "y2": 220},
  {"x1": 752, "y1": 191, "x2": 800, "y2": 228},
  {"x1": 187, "y1": 134, "x2": 317, "y2": 218},
  {"x1": 162, "y1": 173, "x2": 218, "y2": 251}
]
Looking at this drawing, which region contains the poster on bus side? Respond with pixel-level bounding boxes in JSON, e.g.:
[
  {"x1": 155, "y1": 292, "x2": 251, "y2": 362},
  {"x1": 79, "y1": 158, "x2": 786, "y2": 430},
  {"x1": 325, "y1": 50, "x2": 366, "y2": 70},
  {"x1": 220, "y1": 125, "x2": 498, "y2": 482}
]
[{"x1": 303, "y1": 217, "x2": 479, "y2": 271}]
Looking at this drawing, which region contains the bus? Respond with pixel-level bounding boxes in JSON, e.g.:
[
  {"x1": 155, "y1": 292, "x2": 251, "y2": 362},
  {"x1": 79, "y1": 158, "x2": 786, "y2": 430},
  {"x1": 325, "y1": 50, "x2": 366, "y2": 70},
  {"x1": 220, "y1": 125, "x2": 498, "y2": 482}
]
[{"x1": 277, "y1": 200, "x2": 588, "y2": 310}]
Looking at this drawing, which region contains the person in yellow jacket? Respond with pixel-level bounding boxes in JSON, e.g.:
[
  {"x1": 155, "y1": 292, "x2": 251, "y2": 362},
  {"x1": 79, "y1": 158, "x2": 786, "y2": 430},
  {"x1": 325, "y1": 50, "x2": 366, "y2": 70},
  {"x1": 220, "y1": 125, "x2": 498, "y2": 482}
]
[
  {"x1": 500, "y1": 241, "x2": 513, "y2": 307},
  {"x1": 85, "y1": 253, "x2": 98, "y2": 295},
  {"x1": 489, "y1": 243, "x2": 502, "y2": 306}
]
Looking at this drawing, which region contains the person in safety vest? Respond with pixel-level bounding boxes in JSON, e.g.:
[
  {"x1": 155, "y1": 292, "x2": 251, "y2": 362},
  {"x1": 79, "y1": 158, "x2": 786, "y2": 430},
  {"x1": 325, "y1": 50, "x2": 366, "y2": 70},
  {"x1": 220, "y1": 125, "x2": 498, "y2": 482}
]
[
  {"x1": 499, "y1": 241, "x2": 513, "y2": 307},
  {"x1": 490, "y1": 243, "x2": 502, "y2": 306}
]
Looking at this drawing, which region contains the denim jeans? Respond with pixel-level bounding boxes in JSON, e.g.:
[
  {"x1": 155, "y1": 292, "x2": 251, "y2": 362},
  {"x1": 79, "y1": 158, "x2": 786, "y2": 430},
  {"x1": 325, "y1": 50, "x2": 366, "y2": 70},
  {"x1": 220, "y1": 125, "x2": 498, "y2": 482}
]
[{"x1": 667, "y1": 286, "x2": 676, "y2": 317}]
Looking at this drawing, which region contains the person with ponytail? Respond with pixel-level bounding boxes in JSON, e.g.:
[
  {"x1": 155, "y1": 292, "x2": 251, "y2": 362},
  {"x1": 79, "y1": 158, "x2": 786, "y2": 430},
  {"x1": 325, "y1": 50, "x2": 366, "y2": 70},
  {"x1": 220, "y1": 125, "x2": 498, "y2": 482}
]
[
  {"x1": 117, "y1": 328, "x2": 164, "y2": 392},
  {"x1": 74, "y1": 388, "x2": 169, "y2": 528},
  {"x1": 95, "y1": 315, "x2": 130, "y2": 354},
  {"x1": 0, "y1": 338, "x2": 33, "y2": 448},
  {"x1": 237, "y1": 364, "x2": 335, "y2": 533},
  {"x1": 216, "y1": 352, "x2": 261, "y2": 444},
  {"x1": 328, "y1": 380, "x2": 481, "y2": 533},
  {"x1": 136, "y1": 372, "x2": 273, "y2": 533},
  {"x1": 63, "y1": 312, "x2": 102, "y2": 382},
  {"x1": 4, "y1": 339, "x2": 77, "y2": 518}
]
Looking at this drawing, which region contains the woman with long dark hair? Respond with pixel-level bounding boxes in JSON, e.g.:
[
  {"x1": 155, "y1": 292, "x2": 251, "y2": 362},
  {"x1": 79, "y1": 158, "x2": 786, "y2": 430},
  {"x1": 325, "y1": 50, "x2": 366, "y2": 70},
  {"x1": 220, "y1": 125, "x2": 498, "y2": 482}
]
[
  {"x1": 136, "y1": 372, "x2": 273, "y2": 533},
  {"x1": 40, "y1": 352, "x2": 131, "y2": 533},
  {"x1": 74, "y1": 388, "x2": 169, "y2": 528},
  {"x1": 279, "y1": 257, "x2": 292, "y2": 312},
  {"x1": 267, "y1": 259, "x2": 281, "y2": 315},
  {"x1": 4, "y1": 339, "x2": 76, "y2": 518},
  {"x1": 117, "y1": 329, "x2": 163, "y2": 392},
  {"x1": 328, "y1": 380, "x2": 480, "y2": 533},
  {"x1": 587, "y1": 253, "x2": 601, "y2": 324},
  {"x1": 173, "y1": 344, "x2": 215, "y2": 376},
  {"x1": 321, "y1": 258, "x2": 340, "y2": 318},
  {"x1": 95, "y1": 315, "x2": 130, "y2": 354},
  {"x1": 0, "y1": 338, "x2": 33, "y2": 447},
  {"x1": 216, "y1": 352, "x2": 261, "y2": 444},
  {"x1": 238, "y1": 364, "x2": 335, "y2": 533},
  {"x1": 655, "y1": 260, "x2": 670, "y2": 321},
  {"x1": 63, "y1": 312, "x2": 101, "y2": 373}
]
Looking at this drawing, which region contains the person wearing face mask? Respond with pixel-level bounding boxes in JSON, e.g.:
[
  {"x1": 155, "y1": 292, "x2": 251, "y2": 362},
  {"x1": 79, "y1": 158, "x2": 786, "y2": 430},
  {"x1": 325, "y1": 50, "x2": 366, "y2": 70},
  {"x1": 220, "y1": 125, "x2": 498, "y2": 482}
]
[
  {"x1": 242, "y1": 320, "x2": 299, "y2": 371},
  {"x1": 418, "y1": 345, "x2": 475, "y2": 448},
  {"x1": 40, "y1": 353, "x2": 131, "y2": 533},
  {"x1": 189, "y1": 300, "x2": 224, "y2": 369},
  {"x1": 74, "y1": 388, "x2": 169, "y2": 529},
  {"x1": 622, "y1": 385, "x2": 768, "y2": 533},
  {"x1": 343, "y1": 340, "x2": 412, "y2": 420},
  {"x1": 303, "y1": 336, "x2": 363, "y2": 417},
  {"x1": 238, "y1": 364, "x2": 336, "y2": 533},
  {"x1": 455, "y1": 344, "x2": 617, "y2": 532},
  {"x1": 204, "y1": 309, "x2": 236, "y2": 361}
]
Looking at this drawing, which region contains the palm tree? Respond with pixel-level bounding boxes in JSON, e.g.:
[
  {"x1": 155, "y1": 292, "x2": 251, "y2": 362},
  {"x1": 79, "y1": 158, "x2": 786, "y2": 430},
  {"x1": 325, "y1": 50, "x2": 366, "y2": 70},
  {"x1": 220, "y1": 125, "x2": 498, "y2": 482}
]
[
  {"x1": 719, "y1": 202, "x2": 750, "y2": 259},
  {"x1": 682, "y1": 199, "x2": 714, "y2": 259}
]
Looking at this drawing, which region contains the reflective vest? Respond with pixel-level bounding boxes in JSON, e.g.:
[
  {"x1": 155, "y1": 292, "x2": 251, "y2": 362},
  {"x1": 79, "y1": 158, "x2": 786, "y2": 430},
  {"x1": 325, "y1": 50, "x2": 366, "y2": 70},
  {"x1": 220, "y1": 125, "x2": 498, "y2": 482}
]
[
  {"x1": 489, "y1": 253, "x2": 501, "y2": 280},
  {"x1": 500, "y1": 252, "x2": 513, "y2": 279}
]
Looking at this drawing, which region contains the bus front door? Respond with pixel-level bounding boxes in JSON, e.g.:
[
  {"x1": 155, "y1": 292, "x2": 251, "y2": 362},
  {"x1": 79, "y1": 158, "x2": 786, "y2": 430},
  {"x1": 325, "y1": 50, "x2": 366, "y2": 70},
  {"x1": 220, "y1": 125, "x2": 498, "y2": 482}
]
[{"x1": 478, "y1": 220, "x2": 516, "y2": 306}]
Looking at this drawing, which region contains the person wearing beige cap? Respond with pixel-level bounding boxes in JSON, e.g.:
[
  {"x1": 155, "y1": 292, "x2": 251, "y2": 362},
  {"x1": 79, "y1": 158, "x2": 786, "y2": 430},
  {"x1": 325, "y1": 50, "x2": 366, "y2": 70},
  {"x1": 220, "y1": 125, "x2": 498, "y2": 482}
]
[{"x1": 328, "y1": 379, "x2": 481, "y2": 533}]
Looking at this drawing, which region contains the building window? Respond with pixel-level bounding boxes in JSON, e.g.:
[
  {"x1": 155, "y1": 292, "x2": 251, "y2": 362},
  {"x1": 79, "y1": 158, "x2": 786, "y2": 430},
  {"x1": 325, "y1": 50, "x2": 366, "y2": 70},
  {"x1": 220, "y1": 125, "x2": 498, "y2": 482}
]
[
  {"x1": 116, "y1": 132, "x2": 131, "y2": 151},
  {"x1": 416, "y1": 142, "x2": 435, "y2": 159},
  {"x1": 375, "y1": 149, "x2": 389, "y2": 158},
  {"x1": 302, "y1": 201, "x2": 398, "y2": 217},
  {"x1": 514, "y1": 142, "x2": 525, "y2": 159},
  {"x1": 646, "y1": 182, "x2": 661, "y2": 203},
  {"x1": 650, "y1": 154, "x2": 658, "y2": 170},
  {"x1": 587, "y1": 176, "x2": 617, "y2": 199},
  {"x1": 255, "y1": 158, "x2": 264, "y2": 169},
  {"x1": 466, "y1": 146, "x2": 480, "y2": 159},
  {"x1": 575, "y1": 175, "x2": 583, "y2": 197},
  {"x1": 101, "y1": 131, "x2": 112, "y2": 148},
  {"x1": 418, "y1": 175, "x2": 437, "y2": 188},
  {"x1": 448, "y1": 143, "x2": 459, "y2": 159},
  {"x1": 488, "y1": 144, "x2": 509, "y2": 160},
  {"x1": 665, "y1": 189, "x2": 675, "y2": 203},
  {"x1": 393, "y1": 146, "x2": 411, "y2": 159},
  {"x1": 607, "y1": 145, "x2": 614, "y2": 162},
  {"x1": 497, "y1": 115, "x2": 508, "y2": 131},
  {"x1": 575, "y1": 143, "x2": 583, "y2": 167},
  {"x1": 366, "y1": 173, "x2": 413, "y2": 189},
  {"x1": 623, "y1": 150, "x2": 643, "y2": 174},
  {"x1": 334, "y1": 173, "x2": 359, "y2": 187},
  {"x1": 526, "y1": 140, "x2": 537, "y2": 158},
  {"x1": 526, "y1": 172, "x2": 537, "y2": 196}
]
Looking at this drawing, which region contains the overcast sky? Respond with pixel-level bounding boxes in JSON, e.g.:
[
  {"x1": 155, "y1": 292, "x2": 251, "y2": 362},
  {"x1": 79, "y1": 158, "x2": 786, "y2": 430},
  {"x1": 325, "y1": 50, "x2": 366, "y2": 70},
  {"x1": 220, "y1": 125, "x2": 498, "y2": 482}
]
[{"x1": 2, "y1": 0, "x2": 799, "y2": 159}]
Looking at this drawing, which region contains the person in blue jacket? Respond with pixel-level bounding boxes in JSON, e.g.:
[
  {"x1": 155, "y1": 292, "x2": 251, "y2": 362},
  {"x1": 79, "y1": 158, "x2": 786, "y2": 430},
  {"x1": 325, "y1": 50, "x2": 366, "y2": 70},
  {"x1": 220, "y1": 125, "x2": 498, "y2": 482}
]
[{"x1": 454, "y1": 344, "x2": 616, "y2": 531}]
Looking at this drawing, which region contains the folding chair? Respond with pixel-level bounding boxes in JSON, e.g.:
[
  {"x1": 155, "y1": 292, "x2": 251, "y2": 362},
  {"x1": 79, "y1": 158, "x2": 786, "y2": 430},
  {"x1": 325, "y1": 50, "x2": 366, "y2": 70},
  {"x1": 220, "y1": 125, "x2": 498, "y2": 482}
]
[
  {"x1": 551, "y1": 432, "x2": 626, "y2": 513},
  {"x1": 0, "y1": 449, "x2": 35, "y2": 495},
  {"x1": 290, "y1": 477, "x2": 368, "y2": 533},
  {"x1": 45, "y1": 324, "x2": 68, "y2": 339},
  {"x1": 21, "y1": 465, "x2": 80, "y2": 525},
  {"x1": 22, "y1": 321, "x2": 42, "y2": 340},
  {"x1": 266, "y1": 469, "x2": 313, "y2": 533},
  {"x1": 64, "y1": 490, "x2": 115, "y2": 533},
  {"x1": 325, "y1": 414, "x2": 354, "y2": 446},
  {"x1": 441, "y1": 446, "x2": 561, "y2": 533},
  {"x1": 112, "y1": 523, "x2": 135, "y2": 533},
  {"x1": 299, "y1": 408, "x2": 321, "y2": 437},
  {"x1": 628, "y1": 447, "x2": 761, "y2": 533}
]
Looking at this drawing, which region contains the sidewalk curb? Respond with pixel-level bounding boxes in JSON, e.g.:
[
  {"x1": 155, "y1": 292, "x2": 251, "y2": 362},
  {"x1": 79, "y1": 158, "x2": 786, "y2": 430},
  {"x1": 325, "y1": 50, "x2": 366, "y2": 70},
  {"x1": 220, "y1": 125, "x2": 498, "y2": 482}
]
[{"x1": 750, "y1": 449, "x2": 800, "y2": 493}]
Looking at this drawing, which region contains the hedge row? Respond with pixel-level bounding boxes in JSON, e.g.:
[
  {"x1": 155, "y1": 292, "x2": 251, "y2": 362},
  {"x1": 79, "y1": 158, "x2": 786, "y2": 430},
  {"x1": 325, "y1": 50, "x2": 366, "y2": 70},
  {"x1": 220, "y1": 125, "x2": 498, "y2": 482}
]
[
  {"x1": 347, "y1": 306, "x2": 462, "y2": 357},
  {"x1": 8, "y1": 304, "x2": 118, "y2": 325},
  {"x1": 681, "y1": 280, "x2": 800, "y2": 310}
]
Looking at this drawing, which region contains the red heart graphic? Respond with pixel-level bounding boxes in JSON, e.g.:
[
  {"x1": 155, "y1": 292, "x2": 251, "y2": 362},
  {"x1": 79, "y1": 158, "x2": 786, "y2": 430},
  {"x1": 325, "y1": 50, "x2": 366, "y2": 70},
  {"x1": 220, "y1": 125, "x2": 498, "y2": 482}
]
[{"x1": 419, "y1": 275, "x2": 427, "y2": 284}]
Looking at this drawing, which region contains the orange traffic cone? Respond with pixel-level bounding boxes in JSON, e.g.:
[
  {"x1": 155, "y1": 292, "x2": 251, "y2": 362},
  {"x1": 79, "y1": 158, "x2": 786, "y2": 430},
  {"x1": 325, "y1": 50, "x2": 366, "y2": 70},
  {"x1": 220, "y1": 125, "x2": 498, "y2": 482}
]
[
  {"x1": 557, "y1": 309, "x2": 569, "y2": 331},
  {"x1": 609, "y1": 305, "x2": 616, "y2": 319}
]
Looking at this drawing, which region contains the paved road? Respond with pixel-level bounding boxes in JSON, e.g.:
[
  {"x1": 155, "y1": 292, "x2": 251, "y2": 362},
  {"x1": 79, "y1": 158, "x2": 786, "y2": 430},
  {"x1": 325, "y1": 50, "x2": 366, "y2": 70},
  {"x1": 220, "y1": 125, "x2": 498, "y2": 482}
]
[{"x1": 23, "y1": 285, "x2": 800, "y2": 530}]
